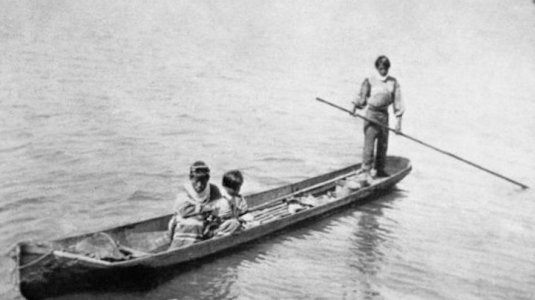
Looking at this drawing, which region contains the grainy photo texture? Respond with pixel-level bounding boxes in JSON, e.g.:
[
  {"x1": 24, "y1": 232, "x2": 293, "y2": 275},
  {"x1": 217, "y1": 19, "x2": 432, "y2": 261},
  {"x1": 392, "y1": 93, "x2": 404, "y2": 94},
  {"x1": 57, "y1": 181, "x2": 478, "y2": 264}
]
[{"x1": 1, "y1": 1, "x2": 534, "y2": 299}]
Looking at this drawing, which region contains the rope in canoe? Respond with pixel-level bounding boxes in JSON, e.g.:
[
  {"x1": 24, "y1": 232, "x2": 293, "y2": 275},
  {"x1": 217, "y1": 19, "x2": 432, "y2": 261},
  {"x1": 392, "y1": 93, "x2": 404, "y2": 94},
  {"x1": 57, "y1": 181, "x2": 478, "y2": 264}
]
[
  {"x1": 17, "y1": 250, "x2": 54, "y2": 270},
  {"x1": 5, "y1": 244, "x2": 52, "y2": 288},
  {"x1": 4, "y1": 242, "x2": 20, "y2": 286},
  {"x1": 4, "y1": 241, "x2": 55, "y2": 270},
  {"x1": 4, "y1": 240, "x2": 53, "y2": 287}
]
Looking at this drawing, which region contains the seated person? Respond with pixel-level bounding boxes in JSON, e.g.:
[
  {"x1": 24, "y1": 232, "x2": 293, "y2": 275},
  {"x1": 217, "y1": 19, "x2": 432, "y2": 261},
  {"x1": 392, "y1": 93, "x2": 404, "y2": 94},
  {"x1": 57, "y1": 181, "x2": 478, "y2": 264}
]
[
  {"x1": 168, "y1": 161, "x2": 222, "y2": 249},
  {"x1": 210, "y1": 170, "x2": 252, "y2": 237}
]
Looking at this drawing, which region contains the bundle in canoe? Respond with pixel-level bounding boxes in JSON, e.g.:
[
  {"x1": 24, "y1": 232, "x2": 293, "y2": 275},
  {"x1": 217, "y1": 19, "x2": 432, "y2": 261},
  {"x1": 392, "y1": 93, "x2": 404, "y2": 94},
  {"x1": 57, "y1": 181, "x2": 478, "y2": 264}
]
[{"x1": 12, "y1": 156, "x2": 411, "y2": 299}]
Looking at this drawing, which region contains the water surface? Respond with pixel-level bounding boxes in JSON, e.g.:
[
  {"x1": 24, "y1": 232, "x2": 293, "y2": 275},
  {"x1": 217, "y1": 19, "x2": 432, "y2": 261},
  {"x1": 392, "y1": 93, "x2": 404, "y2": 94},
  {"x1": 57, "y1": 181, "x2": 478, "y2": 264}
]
[{"x1": 1, "y1": 0, "x2": 534, "y2": 299}]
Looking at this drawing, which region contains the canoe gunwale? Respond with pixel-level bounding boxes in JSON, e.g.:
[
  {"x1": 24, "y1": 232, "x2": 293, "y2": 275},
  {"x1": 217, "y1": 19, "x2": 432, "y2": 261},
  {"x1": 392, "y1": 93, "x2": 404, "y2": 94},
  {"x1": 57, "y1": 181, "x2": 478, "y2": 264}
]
[
  {"x1": 127, "y1": 159, "x2": 411, "y2": 268},
  {"x1": 17, "y1": 157, "x2": 411, "y2": 299},
  {"x1": 55, "y1": 157, "x2": 411, "y2": 268},
  {"x1": 246, "y1": 170, "x2": 356, "y2": 212},
  {"x1": 42, "y1": 163, "x2": 360, "y2": 248},
  {"x1": 53, "y1": 251, "x2": 113, "y2": 266},
  {"x1": 19, "y1": 156, "x2": 411, "y2": 270}
]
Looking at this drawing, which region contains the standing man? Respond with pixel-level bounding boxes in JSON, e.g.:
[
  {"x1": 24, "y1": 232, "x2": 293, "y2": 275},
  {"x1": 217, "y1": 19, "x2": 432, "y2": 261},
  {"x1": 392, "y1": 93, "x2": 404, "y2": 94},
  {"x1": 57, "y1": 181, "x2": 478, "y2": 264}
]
[{"x1": 351, "y1": 55, "x2": 404, "y2": 178}]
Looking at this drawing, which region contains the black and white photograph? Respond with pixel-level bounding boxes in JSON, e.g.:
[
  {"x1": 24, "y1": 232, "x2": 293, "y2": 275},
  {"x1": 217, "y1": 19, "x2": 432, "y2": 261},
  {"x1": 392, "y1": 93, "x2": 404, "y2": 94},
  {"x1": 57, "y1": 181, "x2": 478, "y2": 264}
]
[{"x1": 1, "y1": 0, "x2": 534, "y2": 299}]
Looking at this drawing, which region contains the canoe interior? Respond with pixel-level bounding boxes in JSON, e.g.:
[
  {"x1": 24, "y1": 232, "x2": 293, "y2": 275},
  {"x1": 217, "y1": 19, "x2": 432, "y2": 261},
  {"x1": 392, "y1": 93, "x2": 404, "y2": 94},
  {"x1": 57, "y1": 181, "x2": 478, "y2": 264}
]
[
  {"x1": 17, "y1": 156, "x2": 411, "y2": 299},
  {"x1": 43, "y1": 156, "x2": 409, "y2": 253}
]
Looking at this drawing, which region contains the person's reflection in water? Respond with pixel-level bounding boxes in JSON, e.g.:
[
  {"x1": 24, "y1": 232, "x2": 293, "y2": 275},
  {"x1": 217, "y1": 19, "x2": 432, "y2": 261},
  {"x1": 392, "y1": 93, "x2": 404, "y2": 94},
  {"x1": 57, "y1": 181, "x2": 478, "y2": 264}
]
[{"x1": 348, "y1": 190, "x2": 405, "y2": 298}]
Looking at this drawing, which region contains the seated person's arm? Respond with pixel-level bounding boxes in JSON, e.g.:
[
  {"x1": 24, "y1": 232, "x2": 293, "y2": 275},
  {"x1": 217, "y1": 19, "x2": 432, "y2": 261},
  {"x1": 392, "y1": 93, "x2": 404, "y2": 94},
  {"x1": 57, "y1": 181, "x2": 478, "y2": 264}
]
[
  {"x1": 236, "y1": 196, "x2": 248, "y2": 215},
  {"x1": 237, "y1": 196, "x2": 254, "y2": 221},
  {"x1": 177, "y1": 201, "x2": 200, "y2": 218}
]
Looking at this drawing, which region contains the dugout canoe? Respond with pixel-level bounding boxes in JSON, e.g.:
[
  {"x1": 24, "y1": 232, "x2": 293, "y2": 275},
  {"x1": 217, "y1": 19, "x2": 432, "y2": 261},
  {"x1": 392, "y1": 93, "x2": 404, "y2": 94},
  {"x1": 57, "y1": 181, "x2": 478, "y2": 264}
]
[{"x1": 12, "y1": 156, "x2": 411, "y2": 299}]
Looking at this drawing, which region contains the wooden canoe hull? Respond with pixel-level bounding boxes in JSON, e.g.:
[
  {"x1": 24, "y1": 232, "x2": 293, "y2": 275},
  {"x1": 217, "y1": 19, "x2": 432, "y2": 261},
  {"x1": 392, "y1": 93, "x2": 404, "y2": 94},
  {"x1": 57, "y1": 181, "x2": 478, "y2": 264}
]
[{"x1": 17, "y1": 156, "x2": 411, "y2": 299}]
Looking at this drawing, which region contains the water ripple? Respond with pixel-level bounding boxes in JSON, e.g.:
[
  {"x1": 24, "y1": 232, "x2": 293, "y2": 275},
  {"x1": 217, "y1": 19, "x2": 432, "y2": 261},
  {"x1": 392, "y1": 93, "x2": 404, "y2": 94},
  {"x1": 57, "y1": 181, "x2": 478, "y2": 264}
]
[{"x1": 2, "y1": 1, "x2": 535, "y2": 299}]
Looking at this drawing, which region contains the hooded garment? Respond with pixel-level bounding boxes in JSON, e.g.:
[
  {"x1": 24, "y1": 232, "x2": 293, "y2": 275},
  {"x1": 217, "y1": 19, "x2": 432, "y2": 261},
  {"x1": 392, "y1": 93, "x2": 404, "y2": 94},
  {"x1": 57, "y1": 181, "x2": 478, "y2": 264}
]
[
  {"x1": 173, "y1": 182, "x2": 221, "y2": 218},
  {"x1": 168, "y1": 182, "x2": 221, "y2": 249}
]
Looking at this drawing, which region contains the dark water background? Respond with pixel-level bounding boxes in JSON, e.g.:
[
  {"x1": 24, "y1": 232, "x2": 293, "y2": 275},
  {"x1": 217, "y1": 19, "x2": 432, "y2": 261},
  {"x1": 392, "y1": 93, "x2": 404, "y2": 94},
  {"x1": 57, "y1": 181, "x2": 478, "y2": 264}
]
[{"x1": 1, "y1": 0, "x2": 535, "y2": 299}]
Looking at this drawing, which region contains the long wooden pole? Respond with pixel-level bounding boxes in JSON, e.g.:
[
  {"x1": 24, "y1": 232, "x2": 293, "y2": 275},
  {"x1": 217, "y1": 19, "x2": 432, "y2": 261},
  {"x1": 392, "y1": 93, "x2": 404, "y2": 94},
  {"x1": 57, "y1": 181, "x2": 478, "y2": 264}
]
[{"x1": 315, "y1": 97, "x2": 529, "y2": 189}]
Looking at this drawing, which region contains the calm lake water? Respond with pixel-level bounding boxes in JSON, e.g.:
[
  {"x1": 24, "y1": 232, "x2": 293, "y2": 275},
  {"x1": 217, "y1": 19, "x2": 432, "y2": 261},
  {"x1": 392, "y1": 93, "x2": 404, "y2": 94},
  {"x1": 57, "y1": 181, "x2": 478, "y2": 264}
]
[{"x1": 1, "y1": 0, "x2": 535, "y2": 299}]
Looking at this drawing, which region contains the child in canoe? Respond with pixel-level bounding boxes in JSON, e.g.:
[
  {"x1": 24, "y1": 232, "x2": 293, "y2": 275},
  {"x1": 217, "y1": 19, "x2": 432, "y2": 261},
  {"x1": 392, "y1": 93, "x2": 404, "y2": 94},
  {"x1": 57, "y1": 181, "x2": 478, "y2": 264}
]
[
  {"x1": 208, "y1": 170, "x2": 252, "y2": 237},
  {"x1": 168, "y1": 161, "x2": 222, "y2": 249}
]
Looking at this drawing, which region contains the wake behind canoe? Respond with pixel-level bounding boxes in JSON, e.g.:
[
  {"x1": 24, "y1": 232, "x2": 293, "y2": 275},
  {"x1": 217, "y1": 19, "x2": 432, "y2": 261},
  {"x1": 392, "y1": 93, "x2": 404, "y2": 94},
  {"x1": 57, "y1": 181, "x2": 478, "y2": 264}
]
[{"x1": 14, "y1": 156, "x2": 411, "y2": 299}]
